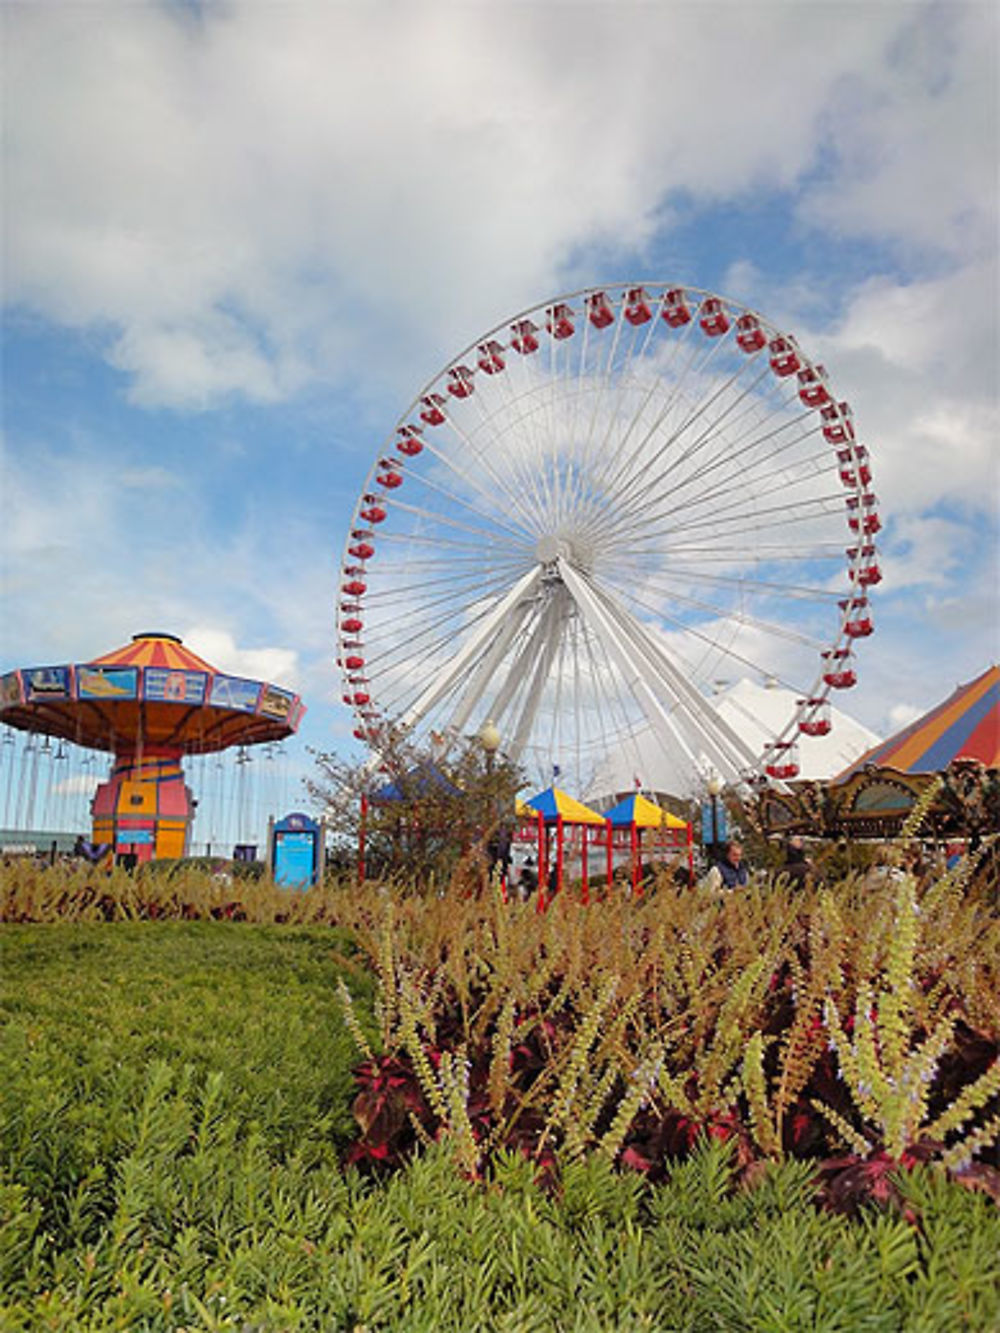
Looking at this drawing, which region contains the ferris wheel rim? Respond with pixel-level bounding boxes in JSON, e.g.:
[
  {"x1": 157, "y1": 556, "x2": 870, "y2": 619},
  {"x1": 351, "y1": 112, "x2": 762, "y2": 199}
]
[{"x1": 337, "y1": 281, "x2": 879, "y2": 791}]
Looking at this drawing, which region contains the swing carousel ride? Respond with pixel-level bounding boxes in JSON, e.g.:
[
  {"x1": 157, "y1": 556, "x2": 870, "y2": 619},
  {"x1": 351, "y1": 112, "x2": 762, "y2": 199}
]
[
  {"x1": 337, "y1": 282, "x2": 880, "y2": 797},
  {"x1": 0, "y1": 632, "x2": 304, "y2": 860}
]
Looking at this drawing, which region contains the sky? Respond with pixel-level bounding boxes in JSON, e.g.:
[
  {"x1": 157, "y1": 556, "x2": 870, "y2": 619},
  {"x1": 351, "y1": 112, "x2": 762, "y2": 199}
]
[{"x1": 1, "y1": 0, "x2": 998, "y2": 841}]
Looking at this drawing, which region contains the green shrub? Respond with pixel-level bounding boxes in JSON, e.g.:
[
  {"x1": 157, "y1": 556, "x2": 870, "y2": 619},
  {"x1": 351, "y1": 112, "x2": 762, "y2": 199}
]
[
  {"x1": 328, "y1": 871, "x2": 999, "y2": 1189},
  {"x1": 2, "y1": 1134, "x2": 997, "y2": 1331},
  {"x1": 2, "y1": 858, "x2": 999, "y2": 1328},
  {"x1": 0, "y1": 924, "x2": 374, "y2": 1269}
]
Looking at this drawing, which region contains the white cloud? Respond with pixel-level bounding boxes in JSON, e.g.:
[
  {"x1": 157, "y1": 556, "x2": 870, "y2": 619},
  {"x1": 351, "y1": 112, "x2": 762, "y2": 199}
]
[
  {"x1": 0, "y1": 434, "x2": 320, "y2": 694},
  {"x1": 887, "y1": 702, "x2": 923, "y2": 732},
  {"x1": 119, "y1": 465, "x2": 182, "y2": 490},
  {"x1": 109, "y1": 317, "x2": 297, "y2": 410},
  {"x1": 879, "y1": 514, "x2": 978, "y2": 594},
  {"x1": 786, "y1": 258, "x2": 999, "y2": 523},
  {"x1": 846, "y1": 552, "x2": 1000, "y2": 737},
  {"x1": 4, "y1": 1, "x2": 958, "y2": 411},
  {"x1": 800, "y1": 4, "x2": 998, "y2": 261},
  {"x1": 2, "y1": 0, "x2": 996, "y2": 791},
  {"x1": 182, "y1": 625, "x2": 299, "y2": 689}
]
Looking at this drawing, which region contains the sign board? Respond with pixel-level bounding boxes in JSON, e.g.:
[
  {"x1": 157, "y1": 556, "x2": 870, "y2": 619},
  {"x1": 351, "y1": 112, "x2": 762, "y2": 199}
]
[
  {"x1": 77, "y1": 666, "x2": 138, "y2": 700},
  {"x1": 0, "y1": 671, "x2": 23, "y2": 706},
  {"x1": 258, "y1": 684, "x2": 295, "y2": 721},
  {"x1": 700, "y1": 801, "x2": 728, "y2": 846},
  {"x1": 144, "y1": 668, "x2": 208, "y2": 704},
  {"x1": 210, "y1": 675, "x2": 261, "y2": 712},
  {"x1": 23, "y1": 665, "x2": 73, "y2": 701},
  {"x1": 116, "y1": 829, "x2": 154, "y2": 845},
  {"x1": 270, "y1": 811, "x2": 323, "y2": 888}
]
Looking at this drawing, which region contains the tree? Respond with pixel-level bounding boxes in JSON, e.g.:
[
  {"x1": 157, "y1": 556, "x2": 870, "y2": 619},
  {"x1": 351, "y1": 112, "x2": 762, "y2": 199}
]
[{"x1": 307, "y1": 733, "x2": 524, "y2": 888}]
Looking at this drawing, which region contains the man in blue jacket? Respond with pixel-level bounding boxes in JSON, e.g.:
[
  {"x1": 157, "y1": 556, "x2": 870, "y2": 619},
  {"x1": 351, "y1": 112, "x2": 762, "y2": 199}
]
[{"x1": 716, "y1": 840, "x2": 749, "y2": 888}]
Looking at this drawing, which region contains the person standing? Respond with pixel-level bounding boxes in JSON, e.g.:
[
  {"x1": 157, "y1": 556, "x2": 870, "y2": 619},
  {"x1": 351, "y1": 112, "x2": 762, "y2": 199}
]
[
  {"x1": 717, "y1": 840, "x2": 749, "y2": 888},
  {"x1": 782, "y1": 836, "x2": 813, "y2": 889},
  {"x1": 518, "y1": 856, "x2": 538, "y2": 901}
]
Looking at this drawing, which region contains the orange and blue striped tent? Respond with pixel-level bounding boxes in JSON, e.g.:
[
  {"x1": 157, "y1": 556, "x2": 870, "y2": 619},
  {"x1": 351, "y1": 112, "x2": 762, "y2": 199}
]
[{"x1": 835, "y1": 664, "x2": 999, "y2": 781}]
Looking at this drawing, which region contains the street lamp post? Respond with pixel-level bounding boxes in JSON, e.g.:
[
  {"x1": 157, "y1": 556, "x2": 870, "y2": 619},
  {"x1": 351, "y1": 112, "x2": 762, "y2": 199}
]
[
  {"x1": 478, "y1": 720, "x2": 504, "y2": 895},
  {"x1": 478, "y1": 719, "x2": 501, "y2": 773},
  {"x1": 707, "y1": 775, "x2": 723, "y2": 860}
]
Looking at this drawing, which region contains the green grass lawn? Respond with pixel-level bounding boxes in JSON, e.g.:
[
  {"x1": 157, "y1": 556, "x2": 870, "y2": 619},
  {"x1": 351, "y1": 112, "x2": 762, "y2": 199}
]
[
  {"x1": 1, "y1": 921, "x2": 373, "y2": 1162},
  {"x1": 1, "y1": 924, "x2": 371, "y2": 1282}
]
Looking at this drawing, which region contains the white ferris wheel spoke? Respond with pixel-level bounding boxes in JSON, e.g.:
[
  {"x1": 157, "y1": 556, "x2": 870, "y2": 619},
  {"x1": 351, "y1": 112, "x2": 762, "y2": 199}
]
[
  {"x1": 557, "y1": 559, "x2": 754, "y2": 779},
  {"x1": 386, "y1": 566, "x2": 543, "y2": 737}
]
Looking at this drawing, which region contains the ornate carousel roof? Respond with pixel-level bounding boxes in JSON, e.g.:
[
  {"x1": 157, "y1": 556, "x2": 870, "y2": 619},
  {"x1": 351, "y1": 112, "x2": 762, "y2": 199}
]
[
  {"x1": 0, "y1": 632, "x2": 305, "y2": 756},
  {"x1": 835, "y1": 664, "x2": 999, "y2": 780}
]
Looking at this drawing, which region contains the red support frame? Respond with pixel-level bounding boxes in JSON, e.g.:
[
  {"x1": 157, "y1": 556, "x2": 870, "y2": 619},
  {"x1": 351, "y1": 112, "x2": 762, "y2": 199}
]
[
  {"x1": 555, "y1": 814, "x2": 565, "y2": 897},
  {"x1": 536, "y1": 809, "x2": 548, "y2": 912},
  {"x1": 581, "y1": 827, "x2": 590, "y2": 905}
]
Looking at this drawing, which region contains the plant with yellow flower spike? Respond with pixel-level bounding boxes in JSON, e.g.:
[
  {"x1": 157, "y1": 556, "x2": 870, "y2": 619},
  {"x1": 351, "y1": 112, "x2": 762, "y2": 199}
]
[{"x1": 814, "y1": 870, "x2": 1000, "y2": 1209}]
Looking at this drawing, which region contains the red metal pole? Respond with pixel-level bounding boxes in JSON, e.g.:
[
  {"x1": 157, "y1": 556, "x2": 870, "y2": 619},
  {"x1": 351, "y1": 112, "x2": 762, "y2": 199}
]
[
  {"x1": 537, "y1": 809, "x2": 547, "y2": 912},
  {"x1": 556, "y1": 814, "x2": 564, "y2": 897},
  {"x1": 686, "y1": 820, "x2": 694, "y2": 886},
  {"x1": 606, "y1": 820, "x2": 613, "y2": 892},
  {"x1": 631, "y1": 820, "x2": 640, "y2": 896},
  {"x1": 581, "y1": 825, "x2": 590, "y2": 905}
]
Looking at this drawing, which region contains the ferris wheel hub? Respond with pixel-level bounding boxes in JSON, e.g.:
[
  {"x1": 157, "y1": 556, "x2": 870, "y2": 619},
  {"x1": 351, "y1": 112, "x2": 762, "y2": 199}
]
[{"x1": 534, "y1": 531, "x2": 595, "y2": 572}]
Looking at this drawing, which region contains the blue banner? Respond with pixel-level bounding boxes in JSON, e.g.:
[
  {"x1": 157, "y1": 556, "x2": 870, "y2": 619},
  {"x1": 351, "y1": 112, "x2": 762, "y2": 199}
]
[
  {"x1": 700, "y1": 801, "x2": 727, "y2": 845},
  {"x1": 144, "y1": 667, "x2": 208, "y2": 704},
  {"x1": 23, "y1": 665, "x2": 72, "y2": 701},
  {"x1": 210, "y1": 675, "x2": 261, "y2": 712},
  {"x1": 77, "y1": 665, "x2": 138, "y2": 700}
]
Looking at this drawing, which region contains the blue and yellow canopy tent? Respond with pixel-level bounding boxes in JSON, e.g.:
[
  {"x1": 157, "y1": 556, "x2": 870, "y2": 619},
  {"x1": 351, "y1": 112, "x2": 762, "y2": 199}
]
[
  {"x1": 516, "y1": 786, "x2": 694, "y2": 904},
  {"x1": 602, "y1": 792, "x2": 694, "y2": 891},
  {"x1": 518, "y1": 786, "x2": 608, "y2": 906}
]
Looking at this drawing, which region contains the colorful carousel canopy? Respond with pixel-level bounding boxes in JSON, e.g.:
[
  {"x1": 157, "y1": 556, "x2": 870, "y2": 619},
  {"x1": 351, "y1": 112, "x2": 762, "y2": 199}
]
[
  {"x1": 0, "y1": 631, "x2": 305, "y2": 755},
  {"x1": 835, "y1": 664, "x2": 999, "y2": 781},
  {"x1": 523, "y1": 786, "x2": 608, "y2": 826},
  {"x1": 603, "y1": 792, "x2": 688, "y2": 829}
]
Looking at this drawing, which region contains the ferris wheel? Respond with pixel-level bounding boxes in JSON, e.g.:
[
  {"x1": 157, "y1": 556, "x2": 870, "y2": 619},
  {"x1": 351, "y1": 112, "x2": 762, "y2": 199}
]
[{"x1": 336, "y1": 283, "x2": 880, "y2": 796}]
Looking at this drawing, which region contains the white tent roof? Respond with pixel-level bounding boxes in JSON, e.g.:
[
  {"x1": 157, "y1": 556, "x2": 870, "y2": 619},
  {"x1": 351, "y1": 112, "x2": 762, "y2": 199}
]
[
  {"x1": 713, "y1": 678, "x2": 880, "y2": 780},
  {"x1": 585, "y1": 677, "x2": 881, "y2": 801}
]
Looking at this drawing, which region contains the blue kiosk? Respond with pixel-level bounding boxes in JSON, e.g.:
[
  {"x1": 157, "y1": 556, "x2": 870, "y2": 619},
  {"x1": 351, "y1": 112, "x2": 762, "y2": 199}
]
[{"x1": 268, "y1": 811, "x2": 325, "y2": 888}]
